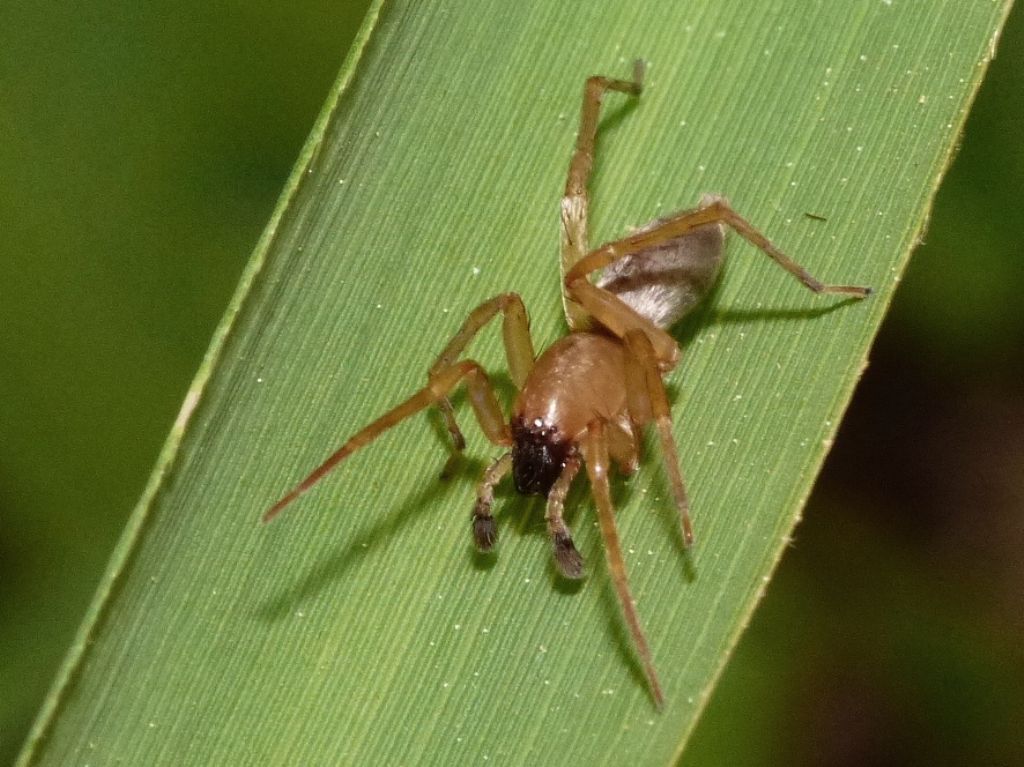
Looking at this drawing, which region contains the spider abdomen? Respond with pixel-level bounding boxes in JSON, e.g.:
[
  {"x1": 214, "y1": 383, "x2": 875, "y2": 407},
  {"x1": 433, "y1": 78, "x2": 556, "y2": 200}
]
[{"x1": 596, "y1": 205, "x2": 725, "y2": 329}]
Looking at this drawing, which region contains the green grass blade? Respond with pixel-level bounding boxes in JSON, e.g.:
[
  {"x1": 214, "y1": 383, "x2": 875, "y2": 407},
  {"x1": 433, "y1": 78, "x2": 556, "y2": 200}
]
[{"x1": 19, "y1": 1, "x2": 1012, "y2": 764}]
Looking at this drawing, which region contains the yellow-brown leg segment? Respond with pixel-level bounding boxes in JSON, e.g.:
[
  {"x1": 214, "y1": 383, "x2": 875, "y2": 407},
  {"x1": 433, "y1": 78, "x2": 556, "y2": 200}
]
[
  {"x1": 624, "y1": 330, "x2": 694, "y2": 546},
  {"x1": 565, "y1": 198, "x2": 872, "y2": 365},
  {"x1": 264, "y1": 360, "x2": 510, "y2": 523},
  {"x1": 568, "y1": 197, "x2": 871, "y2": 305},
  {"x1": 582, "y1": 419, "x2": 665, "y2": 709},
  {"x1": 569, "y1": 278, "x2": 682, "y2": 370},
  {"x1": 471, "y1": 453, "x2": 513, "y2": 550},
  {"x1": 607, "y1": 420, "x2": 640, "y2": 477},
  {"x1": 545, "y1": 454, "x2": 584, "y2": 579},
  {"x1": 561, "y1": 61, "x2": 645, "y2": 330},
  {"x1": 429, "y1": 293, "x2": 534, "y2": 476}
]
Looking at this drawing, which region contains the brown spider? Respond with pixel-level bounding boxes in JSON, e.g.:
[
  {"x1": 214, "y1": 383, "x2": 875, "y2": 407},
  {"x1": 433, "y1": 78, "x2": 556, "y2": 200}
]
[{"x1": 263, "y1": 60, "x2": 870, "y2": 708}]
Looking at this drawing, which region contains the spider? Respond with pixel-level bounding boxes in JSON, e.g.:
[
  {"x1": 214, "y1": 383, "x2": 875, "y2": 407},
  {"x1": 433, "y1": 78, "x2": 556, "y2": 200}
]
[{"x1": 263, "y1": 60, "x2": 871, "y2": 708}]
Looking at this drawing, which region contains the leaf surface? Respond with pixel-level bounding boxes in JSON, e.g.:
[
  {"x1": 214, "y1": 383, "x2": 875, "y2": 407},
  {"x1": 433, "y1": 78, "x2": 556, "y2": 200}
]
[{"x1": 20, "y1": 1, "x2": 1012, "y2": 764}]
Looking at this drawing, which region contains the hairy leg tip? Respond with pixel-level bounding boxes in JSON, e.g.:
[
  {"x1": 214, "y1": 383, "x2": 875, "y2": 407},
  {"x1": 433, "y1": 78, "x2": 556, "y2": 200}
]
[
  {"x1": 472, "y1": 513, "x2": 497, "y2": 551},
  {"x1": 553, "y1": 533, "x2": 585, "y2": 580}
]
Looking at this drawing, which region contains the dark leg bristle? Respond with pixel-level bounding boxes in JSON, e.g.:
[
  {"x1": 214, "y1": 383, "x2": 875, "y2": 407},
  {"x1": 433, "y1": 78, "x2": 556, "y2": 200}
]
[
  {"x1": 553, "y1": 532, "x2": 584, "y2": 580},
  {"x1": 472, "y1": 504, "x2": 497, "y2": 551}
]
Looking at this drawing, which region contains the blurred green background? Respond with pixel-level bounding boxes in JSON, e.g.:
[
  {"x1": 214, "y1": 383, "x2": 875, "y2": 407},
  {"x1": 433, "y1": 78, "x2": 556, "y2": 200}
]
[{"x1": 1, "y1": 3, "x2": 1020, "y2": 764}]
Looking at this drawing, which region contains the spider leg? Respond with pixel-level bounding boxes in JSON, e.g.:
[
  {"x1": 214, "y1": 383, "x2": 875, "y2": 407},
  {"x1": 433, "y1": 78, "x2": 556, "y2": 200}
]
[
  {"x1": 430, "y1": 293, "x2": 534, "y2": 477},
  {"x1": 471, "y1": 452, "x2": 513, "y2": 550},
  {"x1": 263, "y1": 360, "x2": 510, "y2": 523},
  {"x1": 582, "y1": 418, "x2": 665, "y2": 710},
  {"x1": 569, "y1": 277, "x2": 682, "y2": 370},
  {"x1": 624, "y1": 329, "x2": 693, "y2": 547},
  {"x1": 566, "y1": 197, "x2": 871, "y2": 367},
  {"x1": 607, "y1": 419, "x2": 640, "y2": 476},
  {"x1": 545, "y1": 453, "x2": 584, "y2": 579},
  {"x1": 561, "y1": 60, "x2": 644, "y2": 330}
]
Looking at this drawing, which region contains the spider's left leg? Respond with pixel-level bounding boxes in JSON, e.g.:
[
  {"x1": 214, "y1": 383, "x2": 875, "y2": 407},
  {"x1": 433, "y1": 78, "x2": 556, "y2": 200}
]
[
  {"x1": 582, "y1": 418, "x2": 665, "y2": 709},
  {"x1": 561, "y1": 61, "x2": 644, "y2": 330},
  {"x1": 624, "y1": 329, "x2": 693, "y2": 546},
  {"x1": 568, "y1": 198, "x2": 871, "y2": 320},
  {"x1": 429, "y1": 293, "x2": 534, "y2": 477},
  {"x1": 546, "y1": 430, "x2": 636, "y2": 577}
]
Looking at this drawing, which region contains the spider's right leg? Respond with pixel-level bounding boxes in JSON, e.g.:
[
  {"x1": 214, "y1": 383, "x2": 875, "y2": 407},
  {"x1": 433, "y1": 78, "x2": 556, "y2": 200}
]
[
  {"x1": 263, "y1": 360, "x2": 509, "y2": 523},
  {"x1": 561, "y1": 60, "x2": 644, "y2": 330},
  {"x1": 429, "y1": 293, "x2": 534, "y2": 477}
]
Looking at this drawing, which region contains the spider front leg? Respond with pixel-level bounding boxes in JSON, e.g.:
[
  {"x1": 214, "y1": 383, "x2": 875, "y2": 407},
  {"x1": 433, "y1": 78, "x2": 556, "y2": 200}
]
[
  {"x1": 429, "y1": 293, "x2": 534, "y2": 477},
  {"x1": 582, "y1": 418, "x2": 664, "y2": 709},
  {"x1": 263, "y1": 360, "x2": 510, "y2": 523}
]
